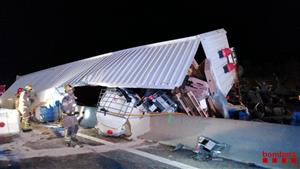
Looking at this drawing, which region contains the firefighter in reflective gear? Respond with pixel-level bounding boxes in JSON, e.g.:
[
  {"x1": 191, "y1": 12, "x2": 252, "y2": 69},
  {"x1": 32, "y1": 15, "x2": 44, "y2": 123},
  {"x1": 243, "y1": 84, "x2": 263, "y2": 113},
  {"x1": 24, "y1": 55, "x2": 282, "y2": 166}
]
[
  {"x1": 61, "y1": 84, "x2": 79, "y2": 146},
  {"x1": 17, "y1": 85, "x2": 34, "y2": 131}
]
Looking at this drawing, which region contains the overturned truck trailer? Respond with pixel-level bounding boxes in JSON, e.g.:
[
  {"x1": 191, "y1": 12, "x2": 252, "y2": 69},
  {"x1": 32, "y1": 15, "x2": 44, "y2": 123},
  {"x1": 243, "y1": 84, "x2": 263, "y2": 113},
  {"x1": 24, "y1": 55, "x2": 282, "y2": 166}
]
[
  {"x1": 2, "y1": 29, "x2": 299, "y2": 169},
  {"x1": 0, "y1": 29, "x2": 238, "y2": 136}
]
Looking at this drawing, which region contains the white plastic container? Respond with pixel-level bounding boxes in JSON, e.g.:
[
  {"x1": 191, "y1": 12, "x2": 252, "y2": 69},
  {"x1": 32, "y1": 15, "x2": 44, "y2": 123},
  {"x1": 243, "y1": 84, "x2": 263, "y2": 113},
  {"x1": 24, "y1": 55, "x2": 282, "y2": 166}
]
[{"x1": 0, "y1": 108, "x2": 20, "y2": 135}]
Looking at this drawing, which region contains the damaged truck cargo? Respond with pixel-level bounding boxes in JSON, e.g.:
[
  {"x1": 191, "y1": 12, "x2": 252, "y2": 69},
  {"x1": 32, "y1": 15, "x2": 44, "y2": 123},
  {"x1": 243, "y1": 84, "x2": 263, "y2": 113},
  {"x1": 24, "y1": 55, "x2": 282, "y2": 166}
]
[
  {"x1": 0, "y1": 29, "x2": 247, "y2": 137},
  {"x1": 2, "y1": 28, "x2": 298, "y2": 138},
  {"x1": 92, "y1": 29, "x2": 249, "y2": 137}
]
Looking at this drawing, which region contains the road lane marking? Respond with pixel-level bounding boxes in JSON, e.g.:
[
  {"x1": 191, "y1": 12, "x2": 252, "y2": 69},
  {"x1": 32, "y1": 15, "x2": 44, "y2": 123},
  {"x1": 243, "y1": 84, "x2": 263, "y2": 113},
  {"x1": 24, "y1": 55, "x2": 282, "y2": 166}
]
[
  {"x1": 126, "y1": 148, "x2": 199, "y2": 169},
  {"x1": 78, "y1": 133, "x2": 199, "y2": 169},
  {"x1": 77, "y1": 133, "x2": 114, "y2": 145}
]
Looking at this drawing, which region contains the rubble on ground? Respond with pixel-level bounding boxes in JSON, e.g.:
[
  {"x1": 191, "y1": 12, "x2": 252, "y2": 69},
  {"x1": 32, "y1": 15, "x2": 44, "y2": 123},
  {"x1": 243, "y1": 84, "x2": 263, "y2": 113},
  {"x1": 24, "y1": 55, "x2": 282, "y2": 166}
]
[{"x1": 227, "y1": 74, "x2": 300, "y2": 125}]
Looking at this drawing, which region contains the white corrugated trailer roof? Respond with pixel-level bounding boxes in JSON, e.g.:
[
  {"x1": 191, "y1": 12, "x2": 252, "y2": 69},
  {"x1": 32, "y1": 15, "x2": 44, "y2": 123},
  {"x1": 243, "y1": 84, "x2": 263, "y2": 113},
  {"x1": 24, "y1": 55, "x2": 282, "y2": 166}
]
[
  {"x1": 2, "y1": 28, "x2": 234, "y2": 99},
  {"x1": 2, "y1": 56, "x2": 100, "y2": 98},
  {"x1": 77, "y1": 36, "x2": 201, "y2": 88}
]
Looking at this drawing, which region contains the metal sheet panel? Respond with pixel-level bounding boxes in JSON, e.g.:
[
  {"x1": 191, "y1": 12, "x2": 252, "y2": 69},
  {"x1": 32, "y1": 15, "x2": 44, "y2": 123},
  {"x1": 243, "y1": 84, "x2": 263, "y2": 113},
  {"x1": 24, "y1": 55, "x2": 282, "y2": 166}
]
[
  {"x1": 2, "y1": 29, "x2": 231, "y2": 100},
  {"x1": 79, "y1": 36, "x2": 201, "y2": 89},
  {"x1": 1, "y1": 57, "x2": 98, "y2": 99},
  {"x1": 200, "y1": 29, "x2": 236, "y2": 96},
  {"x1": 2, "y1": 35, "x2": 202, "y2": 99}
]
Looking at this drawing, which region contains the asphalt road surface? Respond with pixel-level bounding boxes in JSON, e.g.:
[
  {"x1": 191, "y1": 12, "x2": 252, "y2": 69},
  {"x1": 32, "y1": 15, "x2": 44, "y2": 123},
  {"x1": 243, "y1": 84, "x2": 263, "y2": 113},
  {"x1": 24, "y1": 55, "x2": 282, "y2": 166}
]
[
  {"x1": 0, "y1": 149, "x2": 265, "y2": 169},
  {"x1": 0, "y1": 124, "x2": 266, "y2": 169}
]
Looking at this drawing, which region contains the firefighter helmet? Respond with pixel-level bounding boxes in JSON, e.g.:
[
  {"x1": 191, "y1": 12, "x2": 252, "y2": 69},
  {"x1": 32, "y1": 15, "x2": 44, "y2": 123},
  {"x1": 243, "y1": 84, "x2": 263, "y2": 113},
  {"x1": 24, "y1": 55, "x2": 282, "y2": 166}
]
[
  {"x1": 64, "y1": 84, "x2": 73, "y2": 92},
  {"x1": 24, "y1": 84, "x2": 33, "y2": 92}
]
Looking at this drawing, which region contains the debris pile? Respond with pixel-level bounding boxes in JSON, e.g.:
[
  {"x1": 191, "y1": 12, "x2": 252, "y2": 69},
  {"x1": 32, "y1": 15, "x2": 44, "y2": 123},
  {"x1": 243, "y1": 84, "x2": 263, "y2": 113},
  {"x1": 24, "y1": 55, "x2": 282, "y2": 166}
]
[
  {"x1": 227, "y1": 75, "x2": 300, "y2": 125},
  {"x1": 193, "y1": 136, "x2": 229, "y2": 161}
]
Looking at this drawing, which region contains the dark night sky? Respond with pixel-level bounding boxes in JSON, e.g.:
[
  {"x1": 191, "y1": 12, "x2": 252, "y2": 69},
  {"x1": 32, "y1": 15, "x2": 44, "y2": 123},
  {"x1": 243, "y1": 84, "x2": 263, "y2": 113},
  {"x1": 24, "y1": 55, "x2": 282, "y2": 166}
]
[{"x1": 1, "y1": 1, "x2": 300, "y2": 87}]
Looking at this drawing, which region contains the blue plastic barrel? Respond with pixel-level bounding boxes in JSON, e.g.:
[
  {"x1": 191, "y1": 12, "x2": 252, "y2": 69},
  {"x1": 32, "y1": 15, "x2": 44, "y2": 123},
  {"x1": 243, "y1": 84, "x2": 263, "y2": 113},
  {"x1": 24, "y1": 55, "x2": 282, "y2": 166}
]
[
  {"x1": 291, "y1": 111, "x2": 300, "y2": 126},
  {"x1": 238, "y1": 111, "x2": 249, "y2": 120},
  {"x1": 39, "y1": 106, "x2": 55, "y2": 122}
]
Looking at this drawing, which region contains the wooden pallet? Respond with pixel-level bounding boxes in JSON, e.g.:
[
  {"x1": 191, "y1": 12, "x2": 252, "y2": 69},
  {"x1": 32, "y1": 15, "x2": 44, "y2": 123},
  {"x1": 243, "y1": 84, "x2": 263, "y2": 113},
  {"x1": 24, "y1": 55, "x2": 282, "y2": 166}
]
[{"x1": 175, "y1": 92, "x2": 209, "y2": 117}]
